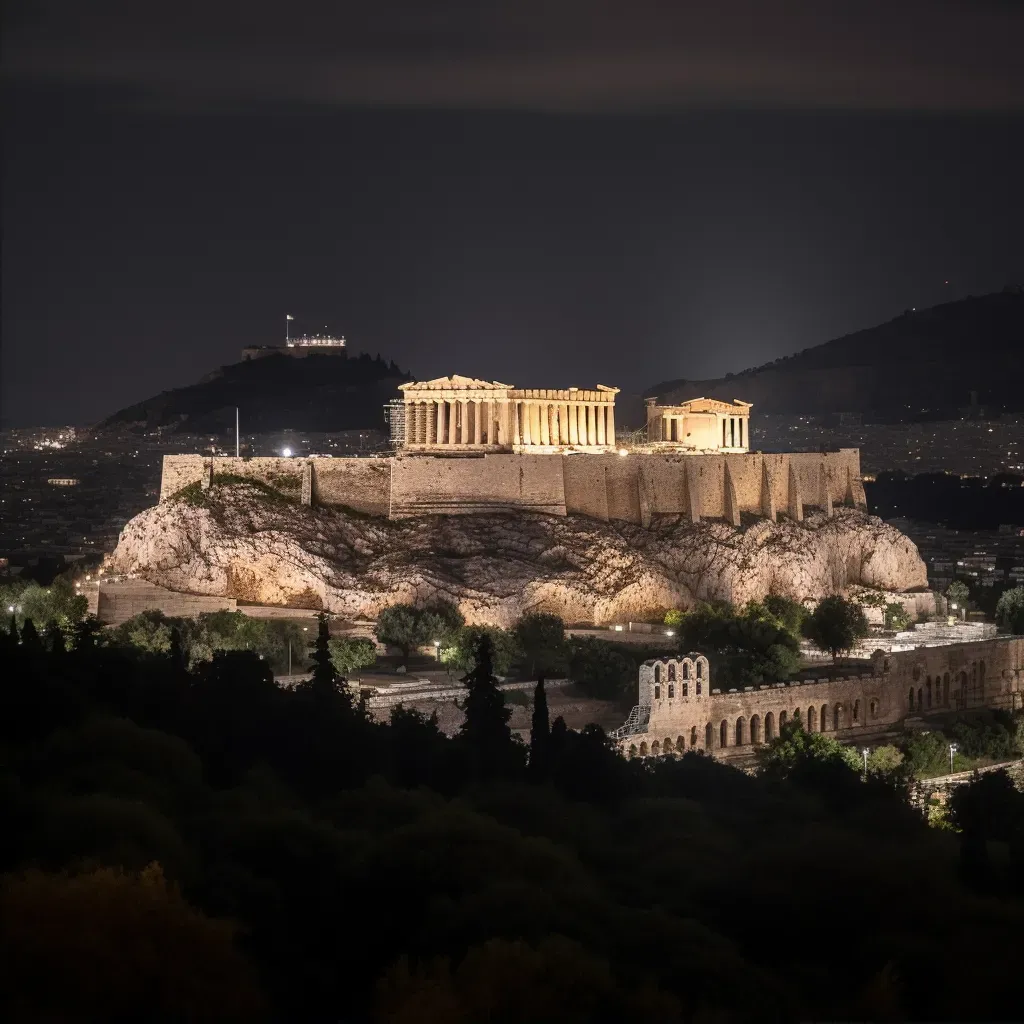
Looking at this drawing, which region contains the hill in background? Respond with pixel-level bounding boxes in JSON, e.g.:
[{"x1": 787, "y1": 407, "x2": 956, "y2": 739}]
[
  {"x1": 95, "y1": 352, "x2": 412, "y2": 435},
  {"x1": 647, "y1": 291, "x2": 1024, "y2": 417}
]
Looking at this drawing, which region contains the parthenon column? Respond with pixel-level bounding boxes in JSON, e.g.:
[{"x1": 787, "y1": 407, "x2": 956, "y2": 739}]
[
  {"x1": 513, "y1": 400, "x2": 521, "y2": 445},
  {"x1": 568, "y1": 403, "x2": 579, "y2": 444},
  {"x1": 521, "y1": 401, "x2": 532, "y2": 445},
  {"x1": 530, "y1": 402, "x2": 541, "y2": 445},
  {"x1": 559, "y1": 402, "x2": 570, "y2": 444},
  {"x1": 473, "y1": 400, "x2": 482, "y2": 445},
  {"x1": 459, "y1": 399, "x2": 468, "y2": 444},
  {"x1": 436, "y1": 401, "x2": 445, "y2": 445},
  {"x1": 596, "y1": 404, "x2": 606, "y2": 445},
  {"x1": 606, "y1": 403, "x2": 615, "y2": 446},
  {"x1": 539, "y1": 403, "x2": 550, "y2": 445}
]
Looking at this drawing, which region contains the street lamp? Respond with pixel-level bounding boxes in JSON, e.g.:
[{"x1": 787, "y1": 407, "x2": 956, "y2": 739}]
[
  {"x1": 862, "y1": 747, "x2": 870, "y2": 776},
  {"x1": 949, "y1": 742, "x2": 958, "y2": 774},
  {"x1": 433, "y1": 640, "x2": 441, "y2": 661}
]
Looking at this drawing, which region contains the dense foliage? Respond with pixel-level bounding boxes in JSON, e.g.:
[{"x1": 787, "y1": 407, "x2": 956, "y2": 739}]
[
  {"x1": 801, "y1": 594, "x2": 869, "y2": 659},
  {"x1": 2, "y1": 616, "x2": 1023, "y2": 1021},
  {"x1": 995, "y1": 585, "x2": 1024, "y2": 634}
]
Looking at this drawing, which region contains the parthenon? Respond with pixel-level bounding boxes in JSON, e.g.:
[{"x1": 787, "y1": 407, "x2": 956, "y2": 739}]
[{"x1": 398, "y1": 375, "x2": 619, "y2": 450}]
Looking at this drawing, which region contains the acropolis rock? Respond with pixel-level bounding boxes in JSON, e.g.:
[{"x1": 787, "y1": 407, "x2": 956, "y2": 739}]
[{"x1": 107, "y1": 482, "x2": 928, "y2": 626}]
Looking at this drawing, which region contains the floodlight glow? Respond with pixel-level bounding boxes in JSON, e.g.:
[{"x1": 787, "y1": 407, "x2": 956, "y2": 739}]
[
  {"x1": 618, "y1": 449, "x2": 628, "y2": 457},
  {"x1": 282, "y1": 447, "x2": 293, "y2": 457}
]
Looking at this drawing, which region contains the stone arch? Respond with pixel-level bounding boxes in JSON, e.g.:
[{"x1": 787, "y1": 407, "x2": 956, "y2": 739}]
[
  {"x1": 807, "y1": 705, "x2": 817, "y2": 732},
  {"x1": 779, "y1": 710, "x2": 788, "y2": 728},
  {"x1": 682, "y1": 659, "x2": 691, "y2": 679},
  {"x1": 705, "y1": 722, "x2": 714, "y2": 749},
  {"x1": 696, "y1": 656, "x2": 709, "y2": 680},
  {"x1": 663, "y1": 737, "x2": 674, "y2": 754},
  {"x1": 765, "y1": 711, "x2": 776, "y2": 742},
  {"x1": 750, "y1": 714, "x2": 761, "y2": 744},
  {"x1": 654, "y1": 684, "x2": 661, "y2": 700},
  {"x1": 793, "y1": 707, "x2": 802, "y2": 724},
  {"x1": 926, "y1": 680, "x2": 932, "y2": 708},
  {"x1": 654, "y1": 663, "x2": 662, "y2": 683},
  {"x1": 853, "y1": 699, "x2": 860, "y2": 723},
  {"x1": 690, "y1": 726, "x2": 698, "y2": 748},
  {"x1": 720, "y1": 719, "x2": 729, "y2": 749},
  {"x1": 820, "y1": 703, "x2": 829, "y2": 731},
  {"x1": 639, "y1": 741, "x2": 648, "y2": 756},
  {"x1": 668, "y1": 683, "x2": 675, "y2": 699},
  {"x1": 833, "y1": 703, "x2": 843, "y2": 731},
  {"x1": 735, "y1": 716, "x2": 746, "y2": 746},
  {"x1": 668, "y1": 662, "x2": 677, "y2": 682},
  {"x1": 682, "y1": 681, "x2": 689, "y2": 697},
  {"x1": 651, "y1": 740, "x2": 660, "y2": 755},
  {"x1": 908, "y1": 687, "x2": 915, "y2": 712},
  {"x1": 677, "y1": 735, "x2": 686, "y2": 753},
  {"x1": 696, "y1": 678, "x2": 703, "y2": 696},
  {"x1": 628, "y1": 744, "x2": 638, "y2": 759},
  {"x1": 869, "y1": 699, "x2": 878, "y2": 719}
]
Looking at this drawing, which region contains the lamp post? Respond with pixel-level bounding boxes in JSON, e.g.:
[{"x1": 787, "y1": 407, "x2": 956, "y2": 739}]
[
  {"x1": 286, "y1": 313, "x2": 294, "y2": 345},
  {"x1": 949, "y1": 742, "x2": 958, "y2": 775},
  {"x1": 433, "y1": 640, "x2": 441, "y2": 662},
  {"x1": 862, "y1": 747, "x2": 870, "y2": 776}
]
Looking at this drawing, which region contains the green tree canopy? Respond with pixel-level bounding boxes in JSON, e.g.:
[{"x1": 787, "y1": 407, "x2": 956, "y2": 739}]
[
  {"x1": 884, "y1": 602, "x2": 913, "y2": 631},
  {"x1": 444, "y1": 625, "x2": 518, "y2": 677},
  {"x1": 946, "y1": 580, "x2": 970, "y2": 611},
  {"x1": 328, "y1": 636, "x2": 378, "y2": 677},
  {"x1": 513, "y1": 612, "x2": 568, "y2": 679},
  {"x1": 802, "y1": 595, "x2": 869, "y2": 660},
  {"x1": 995, "y1": 586, "x2": 1024, "y2": 633},
  {"x1": 374, "y1": 600, "x2": 464, "y2": 665}
]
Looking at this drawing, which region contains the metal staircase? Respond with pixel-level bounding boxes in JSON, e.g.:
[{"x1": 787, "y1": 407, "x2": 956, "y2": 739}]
[{"x1": 612, "y1": 704, "x2": 650, "y2": 740}]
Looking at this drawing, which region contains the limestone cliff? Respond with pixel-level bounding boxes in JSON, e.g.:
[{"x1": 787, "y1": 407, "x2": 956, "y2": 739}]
[{"x1": 107, "y1": 483, "x2": 928, "y2": 626}]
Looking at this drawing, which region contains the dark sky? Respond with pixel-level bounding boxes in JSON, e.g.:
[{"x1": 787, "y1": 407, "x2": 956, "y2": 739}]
[{"x1": 3, "y1": 1, "x2": 1023, "y2": 426}]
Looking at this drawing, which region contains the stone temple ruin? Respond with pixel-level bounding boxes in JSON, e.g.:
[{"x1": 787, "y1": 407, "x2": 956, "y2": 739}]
[
  {"x1": 615, "y1": 638, "x2": 1024, "y2": 762},
  {"x1": 159, "y1": 374, "x2": 866, "y2": 526}
]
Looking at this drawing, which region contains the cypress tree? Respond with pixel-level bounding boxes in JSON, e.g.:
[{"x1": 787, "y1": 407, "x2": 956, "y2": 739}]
[
  {"x1": 529, "y1": 675, "x2": 550, "y2": 780},
  {"x1": 309, "y1": 613, "x2": 338, "y2": 694},
  {"x1": 169, "y1": 627, "x2": 186, "y2": 675},
  {"x1": 20, "y1": 619, "x2": 42, "y2": 652},
  {"x1": 459, "y1": 634, "x2": 518, "y2": 779}
]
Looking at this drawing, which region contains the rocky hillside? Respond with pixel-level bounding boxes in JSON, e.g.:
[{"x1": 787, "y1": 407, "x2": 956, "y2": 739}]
[
  {"x1": 107, "y1": 483, "x2": 928, "y2": 625},
  {"x1": 94, "y1": 351, "x2": 411, "y2": 435},
  {"x1": 647, "y1": 291, "x2": 1024, "y2": 416}
]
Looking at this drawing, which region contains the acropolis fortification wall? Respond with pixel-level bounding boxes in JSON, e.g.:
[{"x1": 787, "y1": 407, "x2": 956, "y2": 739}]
[{"x1": 159, "y1": 449, "x2": 866, "y2": 525}]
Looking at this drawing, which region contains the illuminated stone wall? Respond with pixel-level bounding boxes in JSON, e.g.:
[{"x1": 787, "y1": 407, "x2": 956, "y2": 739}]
[
  {"x1": 160, "y1": 448, "x2": 867, "y2": 524},
  {"x1": 618, "y1": 636, "x2": 1024, "y2": 760}
]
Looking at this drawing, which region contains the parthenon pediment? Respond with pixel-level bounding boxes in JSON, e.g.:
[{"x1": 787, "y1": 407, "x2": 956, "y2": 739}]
[{"x1": 399, "y1": 375, "x2": 513, "y2": 391}]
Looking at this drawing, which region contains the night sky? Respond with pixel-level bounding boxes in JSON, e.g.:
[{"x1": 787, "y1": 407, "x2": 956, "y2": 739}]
[{"x1": 3, "y1": 1, "x2": 1023, "y2": 426}]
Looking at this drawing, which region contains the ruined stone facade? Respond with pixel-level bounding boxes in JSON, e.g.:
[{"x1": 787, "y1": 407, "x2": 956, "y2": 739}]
[
  {"x1": 615, "y1": 636, "x2": 1024, "y2": 761},
  {"x1": 645, "y1": 397, "x2": 752, "y2": 452},
  {"x1": 398, "y1": 375, "x2": 619, "y2": 451}
]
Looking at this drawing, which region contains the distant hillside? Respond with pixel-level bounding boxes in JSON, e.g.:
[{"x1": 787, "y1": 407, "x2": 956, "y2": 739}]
[
  {"x1": 96, "y1": 352, "x2": 412, "y2": 435},
  {"x1": 647, "y1": 291, "x2": 1024, "y2": 416}
]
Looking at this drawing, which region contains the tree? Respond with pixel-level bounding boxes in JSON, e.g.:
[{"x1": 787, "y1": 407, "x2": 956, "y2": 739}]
[
  {"x1": 529, "y1": 676, "x2": 550, "y2": 779},
  {"x1": 802, "y1": 595, "x2": 869, "y2": 661},
  {"x1": 444, "y1": 625, "x2": 518, "y2": 677},
  {"x1": 757, "y1": 720, "x2": 862, "y2": 779},
  {"x1": 762, "y1": 594, "x2": 807, "y2": 637},
  {"x1": 328, "y1": 636, "x2": 377, "y2": 677},
  {"x1": 947, "y1": 768, "x2": 1024, "y2": 842},
  {"x1": 375, "y1": 601, "x2": 464, "y2": 666},
  {"x1": 514, "y1": 612, "x2": 568, "y2": 679},
  {"x1": 946, "y1": 580, "x2": 970, "y2": 618},
  {"x1": 458, "y1": 634, "x2": 520, "y2": 779},
  {"x1": 309, "y1": 613, "x2": 337, "y2": 692},
  {"x1": 663, "y1": 608, "x2": 684, "y2": 629},
  {"x1": 995, "y1": 586, "x2": 1024, "y2": 634},
  {"x1": 884, "y1": 602, "x2": 912, "y2": 631}
]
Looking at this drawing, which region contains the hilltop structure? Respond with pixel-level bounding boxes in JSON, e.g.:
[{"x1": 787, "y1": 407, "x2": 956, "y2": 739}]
[
  {"x1": 242, "y1": 334, "x2": 348, "y2": 361},
  {"x1": 159, "y1": 373, "x2": 867, "y2": 524}
]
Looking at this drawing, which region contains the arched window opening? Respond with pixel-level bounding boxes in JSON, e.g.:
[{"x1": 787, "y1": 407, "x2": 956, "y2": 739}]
[
  {"x1": 696, "y1": 680, "x2": 703, "y2": 696},
  {"x1": 668, "y1": 683, "x2": 675, "y2": 699},
  {"x1": 668, "y1": 663, "x2": 676, "y2": 682},
  {"x1": 807, "y1": 705, "x2": 817, "y2": 732},
  {"x1": 853, "y1": 699, "x2": 860, "y2": 723},
  {"x1": 663, "y1": 737, "x2": 674, "y2": 754},
  {"x1": 765, "y1": 712, "x2": 776, "y2": 742},
  {"x1": 683, "y1": 662, "x2": 690, "y2": 679},
  {"x1": 779, "y1": 710, "x2": 788, "y2": 728},
  {"x1": 651, "y1": 740, "x2": 660, "y2": 755},
  {"x1": 793, "y1": 708, "x2": 802, "y2": 723},
  {"x1": 654, "y1": 664, "x2": 662, "y2": 683},
  {"x1": 677, "y1": 735, "x2": 686, "y2": 753},
  {"x1": 639, "y1": 742, "x2": 648, "y2": 756},
  {"x1": 690, "y1": 726, "x2": 698, "y2": 748},
  {"x1": 705, "y1": 722, "x2": 714, "y2": 748},
  {"x1": 735, "y1": 717, "x2": 746, "y2": 746},
  {"x1": 820, "y1": 704, "x2": 829, "y2": 731},
  {"x1": 908, "y1": 687, "x2": 915, "y2": 711},
  {"x1": 697, "y1": 660, "x2": 704, "y2": 679},
  {"x1": 750, "y1": 715, "x2": 761, "y2": 744},
  {"x1": 682, "y1": 682, "x2": 689, "y2": 697},
  {"x1": 833, "y1": 704, "x2": 843, "y2": 731},
  {"x1": 654, "y1": 685, "x2": 661, "y2": 700},
  {"x1": 628, "y1": 744, "x2": 637, "y2": 759},
  {"x1": 720, "y1": 720, "x2": 729, "y2": 748},
  {"x1": 870, "y1": 699, "x2": 878, "y2": 719},
  {"x1": 926, "y1": 681, "x2": 932, "y2": 708}
]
